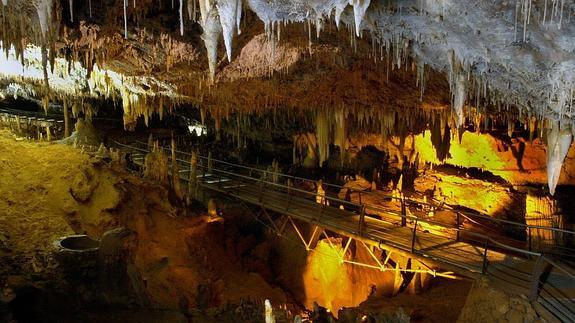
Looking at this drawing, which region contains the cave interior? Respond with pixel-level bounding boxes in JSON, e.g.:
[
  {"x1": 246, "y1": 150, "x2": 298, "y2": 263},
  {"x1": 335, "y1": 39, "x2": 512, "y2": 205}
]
[{"x1": 0, "y1": 0, "x2": 574, "y2": 322}]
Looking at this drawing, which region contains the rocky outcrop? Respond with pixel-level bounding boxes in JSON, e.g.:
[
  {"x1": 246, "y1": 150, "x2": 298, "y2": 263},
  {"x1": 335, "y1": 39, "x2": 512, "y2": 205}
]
[{"x1": 457, "y1": 278, "x2": 542, "y2": 323}]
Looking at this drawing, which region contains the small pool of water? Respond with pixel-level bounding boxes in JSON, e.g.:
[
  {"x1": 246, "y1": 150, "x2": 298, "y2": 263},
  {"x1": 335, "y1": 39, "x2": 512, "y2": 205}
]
[{"x1": 57, "y1": 235, "x2": 99, "y2": 251}]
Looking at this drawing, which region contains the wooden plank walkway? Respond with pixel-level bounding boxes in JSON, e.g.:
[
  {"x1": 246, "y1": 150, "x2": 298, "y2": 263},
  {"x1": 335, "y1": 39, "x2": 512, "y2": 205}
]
[
  {"x1": 119, "y1": 142, "x2": 575, "y2": 321},
  {"x1": 202, "y1": 176, "x2": 507, "y2": 275}
]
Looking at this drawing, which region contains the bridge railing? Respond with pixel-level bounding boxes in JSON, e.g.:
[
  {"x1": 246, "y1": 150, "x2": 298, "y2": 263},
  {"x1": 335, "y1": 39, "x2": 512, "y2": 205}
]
[
  {"x1": 116, "y1": 140, "x2": 574, "y2": 321},
  {"x1": 192, "y1": 162, "x2": 575, "y2": 320},
  {"x1": 127, "y1": 140, "x2": 575, "y2": 258}
]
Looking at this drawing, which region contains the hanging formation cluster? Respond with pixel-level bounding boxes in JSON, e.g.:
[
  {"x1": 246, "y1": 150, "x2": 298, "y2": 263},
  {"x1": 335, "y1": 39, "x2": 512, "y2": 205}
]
[
  {"x1": 0, "y1": 0, "x2": 60, "y2": 90},
  {"x1": 0, "y1": 0, "x2": 574, "y2": 194}
]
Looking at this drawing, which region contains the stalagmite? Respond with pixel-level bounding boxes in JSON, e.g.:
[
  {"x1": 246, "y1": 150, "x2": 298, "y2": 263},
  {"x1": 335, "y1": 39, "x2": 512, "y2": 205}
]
[
  {"x1": 144, "y1": 142, "x2": 169, "y2": 183},
  {"x1": 315, "y1": 180, "x2": 328, "y2": 205},
  {"x1": 264, "y1": 299, "x2": 275, "y2": 323},
  {"x1": 349, "y1": 0, "x2": 370, "y2": 37},
  {"x1": 546, "y1": 120, "x2": 573, "y2": 195},
  {"x1": 217, "y1": 0, "x2": 240, "y2": 62}
]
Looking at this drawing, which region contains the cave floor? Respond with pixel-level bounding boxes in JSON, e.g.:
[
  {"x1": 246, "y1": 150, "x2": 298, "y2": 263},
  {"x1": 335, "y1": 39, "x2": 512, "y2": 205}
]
[
  {"x1": 0, "y1": 130, "x2": 79, "y2": 261},
  {"x1": 0, "y1": 128, "x2": 557, "y2": 322}
]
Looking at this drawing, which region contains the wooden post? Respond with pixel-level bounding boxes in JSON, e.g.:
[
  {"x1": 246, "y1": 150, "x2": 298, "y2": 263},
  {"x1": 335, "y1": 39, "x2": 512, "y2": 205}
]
[
  {"x1": 359, "y1": 206, "x2": 366, "y2": 236},
  {"x1": 481, "y1": 240, "x2": 489, "y2": 274},
  {"x1": 411, "y1": 220, "x2": 418, "y2": 253},
  {"x1": 401, "y1": 196, "x2": 407, "y2": 227},
  {"x1": 456, "y1": 212, "x2": 461, "y2": 241},
  {"x1": 187, "y1": 150, "x2": 197, "y2": 205},
  {"x1": 528, "y1": 227, "x2": 532, "y2": 252},
  {"x1": 171, "y1": 136, "x2": 183, "y2": 199},
  {"x1": 63, "y1": 98, "x2": 70, "y2": 137},
  {"x1": 411, "y1": 221, "x2": 418, "y2": 252},
  {"x1": 36, "y1": 118, "x2": 40, "y2": 139},
  {"x1": 259, "y1": 171, "x2": 264, "y2": 204},
  {"x1": 237, "y1": 115, "x2": 241, "y2": 149},
  {"x1": 207, "y1": 151, "x2": 213, "y2": 173}
]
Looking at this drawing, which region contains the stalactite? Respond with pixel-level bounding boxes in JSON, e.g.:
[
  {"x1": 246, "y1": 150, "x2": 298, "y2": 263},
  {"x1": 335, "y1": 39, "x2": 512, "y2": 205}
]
[
  {"x1": 543, "y1": 0, "x2": 548, "y2": 25},
  {"x1": 235, "y1": 0, "x2": 242, "y2": 34},
  {"x1": 546, "y1": 120, "x2": 573, "y2": 195},
  {"x1": 217, "y1": 0, "x2": 240, "y2": 62},
  {"x1": 334, "y1": 108, "x2": 347, "y2": 165},
  {"x1": 123, "y1": 0, "x2": 128, "y2": 39},
  {"x1": 505, "y1": 114, "x2": 512, "y2": 137},
  {"x1": 316, "y1": 109, "x2": 330, "y2": 166},
  {"x1": 179, "y1": 0, "x2": 184, "y2": 36},
  {"x1": 529, "y1": 116, "x2": 537, "y2": 142},
  {"x1": 40, "y1": 43, "x2": 50, "y2": 89},
  {"x1": 334, "y1": 1, "x2": 347, "y2": 29},
  {"x1": 35, "y1": 0, "x2": 53, "y2": 37},
  {"x1": 448, "y1": 50, "x2": 466, "y2": 128},
  {"x1": 68, "y1": 0, "x2": 73, "y2": 22},
  {"x1": 187, "y1": 0, "x2": 194, "y2": 20},
  {"x1": 200, "y1": 0, "x2": 222, "y2": 81},
  {"x1": 349, "y1": 0, "x2": 370, "y2": 37},
  {"x1": 42, "y1": 95, "x2": 49, "y2": 114}
]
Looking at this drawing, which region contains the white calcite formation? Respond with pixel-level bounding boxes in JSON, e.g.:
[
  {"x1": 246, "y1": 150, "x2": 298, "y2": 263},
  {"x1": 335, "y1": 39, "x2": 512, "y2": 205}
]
[
  {"x1": 546, "y1": 120, "x2": 573, "y2": 195},
  {"x1": 217, "y1": 0, "x2": 242, "y2": 62},
  {"x1": 350, "y1": 0, "x2": 370, "y2": 36},
  {"x1": 241, "y1": 0, "x2": 575, "y2": 193},
  {"x1": 0, "y1": 0, "x2": 573, "y2": 191},
  {"x1": 199, "y1": 0, "x2": 222, "y2": 81},
  {"x1": 34, "y1": 0, "x2": 53, "y2": 37}
]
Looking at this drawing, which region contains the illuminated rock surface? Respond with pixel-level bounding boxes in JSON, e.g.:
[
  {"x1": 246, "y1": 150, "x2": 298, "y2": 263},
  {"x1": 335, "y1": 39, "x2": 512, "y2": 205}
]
[{"x1": 0, "y1": 0, "x2": 574, "y2": 321}]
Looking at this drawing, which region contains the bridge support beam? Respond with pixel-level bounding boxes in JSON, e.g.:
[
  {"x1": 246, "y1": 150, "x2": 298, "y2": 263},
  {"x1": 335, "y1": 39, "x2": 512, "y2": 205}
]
[
  {"x1": 529, "y1": 256, "x2": 551, "y2": 302},
  {"x1": 289, "y1": 217, "x2": 324, "y2": 251}
]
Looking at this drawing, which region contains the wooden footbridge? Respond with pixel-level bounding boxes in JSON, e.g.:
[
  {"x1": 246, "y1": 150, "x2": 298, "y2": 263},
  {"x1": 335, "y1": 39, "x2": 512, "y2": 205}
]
[
  {"x1": 0, "y1": 107, "x2": 65, "y2": 139},
  {"x1": 114, "y1": 140, "x2": 575, "y2": 321},
  {"x1": 3, "y1": 105, "x2": 572, "y2": 319}
]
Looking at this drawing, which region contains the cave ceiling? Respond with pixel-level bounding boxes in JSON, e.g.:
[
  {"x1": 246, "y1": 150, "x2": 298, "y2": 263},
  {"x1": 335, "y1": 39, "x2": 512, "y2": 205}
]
[
  {"x1": 0, "y1": 0, "x2": 572, "y2": 125},
  {"x1": 0, "y1": 0, "x2": 574, "y2": 194}
]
